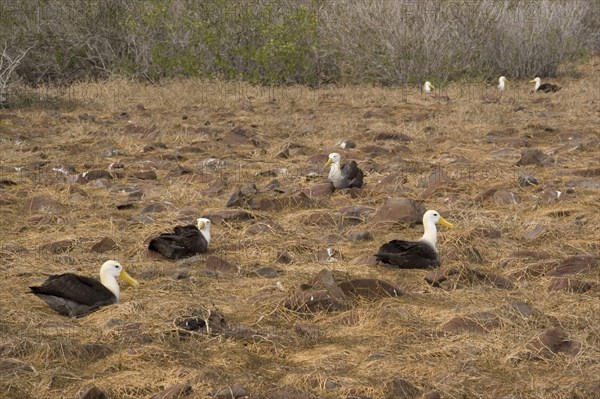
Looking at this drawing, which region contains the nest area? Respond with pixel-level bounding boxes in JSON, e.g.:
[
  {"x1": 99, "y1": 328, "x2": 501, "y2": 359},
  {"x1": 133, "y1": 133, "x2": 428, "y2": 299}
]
[{"x1": 0, "y1": 58, "x2": 599, "y2": 398}]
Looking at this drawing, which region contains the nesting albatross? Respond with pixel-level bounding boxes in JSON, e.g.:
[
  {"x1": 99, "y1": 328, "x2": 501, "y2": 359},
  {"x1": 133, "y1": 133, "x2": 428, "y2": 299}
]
[
  {"x1": 423, "y1": 81, "x2": 435, "y2": 93},
  {"x1": 375, "y1": 210, "x2": 454, "y2": 269},
  {"x1": 148, "y1": 217, "x2": 211, "y2": 259},
  {"x1": 324, "y1": 152, "x2": 364, "y2": 189},
  {"x1": 497, "y1": 76, "x2": 509, "y2": 92},
  {"x1": 29, "y1": 260, "x2": 139, "y2": 317},
  {"x1": 530, "y1": 77, "x2": 561, "y2": 93}
]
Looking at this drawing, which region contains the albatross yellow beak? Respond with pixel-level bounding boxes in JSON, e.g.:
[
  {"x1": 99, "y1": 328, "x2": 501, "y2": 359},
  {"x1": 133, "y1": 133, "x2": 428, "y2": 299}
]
[
  {"x1": 430, "y1": 84, "x2": 435, "y2": 89},
  {"x1": 438, "y1": 217, "x2": 454, "y2": 229},
  {"x1": 198, "y1": 220, "x2": 205, "y2": 230},
  {"x1": 324, "y1": 158, "x2": 332, "y2": 168},
  {"x1": 119, "y1": 270, "x2": 140, "y2": 288},
  {"x1": 529, "y1": 79, "x2": 536, "y2": 83}
]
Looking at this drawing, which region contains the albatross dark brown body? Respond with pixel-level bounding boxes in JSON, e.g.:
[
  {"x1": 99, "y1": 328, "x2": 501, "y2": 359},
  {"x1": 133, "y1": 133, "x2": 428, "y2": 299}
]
[
  {"x1": 148, "y1": 224, "x2": 209, "y2": 260},
  {"x1": 339, "y1": 161, "x2": 364, "y2": 189},
  {"x1": 30, "y1": 274, "x2": 117, "y2": 317},
  {"x1": 375, "y1": 239, "x2": 439, "y2": 269},
  {"x1": 538, "y1": 83, "x2": 561, "y2": 93}
]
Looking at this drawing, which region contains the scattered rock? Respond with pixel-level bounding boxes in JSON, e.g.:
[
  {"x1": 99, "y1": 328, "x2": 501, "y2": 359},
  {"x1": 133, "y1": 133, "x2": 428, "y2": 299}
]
[
  {"x1": 548, "y1": 255, "x2": 598, "y2": 276},
  {"x1": 522, "y1": 224, "x2": 547, "y2": 240},
  {"x1": 150, "y1": 382, "x2": 193, "y2": 399},
  {"x1": 142, "y1": 203, "x2": 166, "y2": 213},
  {"x1": 78, "y1": 385, "x2": 108, "y2": 399},
  {"x1": 23, "y1": 196, "x2": 65, "y2": 213},
  {"x1": 211, "y1": 383, "x2": 247, "y2": 399},
  {"x1": 133, "y1": 170, "x2": 158, "y2": 180},
  {"x1": 301, "y1": 182, "x2": 334, "y2": 198},
  {"x1": 301, "y1": 211, "x2": 337, "y2": 227},
  {"x1": 442, "y1": 311, "x2": 502, "y2": 334},
  {"x1": 176, "y1": 255, "x2": 205, "y2": 268},
  {"x1": 424, "y1": 267, "x2": 460, "y2": 286},
  {"x1": 294, "y1": 322, "x2": 324, "y2": 338},
  {"x1": 284, "y1": 290, "x2": 344, "y2": 313},
  {"x1": 253, "y1": 266, "x2": 282, "y2": 278},
  {"x1": 39, "y1": 239, "x2": 77, "y2": 254},
  {"x1": 172, "y1": 269, "x2": 190, "y2": 280},
  {"x1": 313, "y1": 247, "x2": 343, "y2": 262},
  {"x1": 276, "y1": 250, "x2": 293, "y2": 264},
  {"x1": 369, "y1": 198, "x2": 426, "y2": 227},
  {"x1": 492, "y1": 190, "x2": 520, "y2": 205},
  {"x1": 525, "y1": 327, "x2": 581, "y2": 359},
  {"x1": 338, "y1": 279, "x2": 403, "y2": 299},
  {"x1": 386, "y1": 376, "x2": 421, "y2": 399},
  {"x1": 347, "y1": 230, "x2": 373, "y2": 241},
  {"x1": 421, "y1": 391, "x2": 441, "y2": 399},
  {"x1": 91, "y1": 237, "x2": 118, "y2": 253},
  {"x1": 0, "y1": 358, "x2": 35, "y2": 377},
  {"x1": 518, "y1": 174, "x2": 538, "y2": 187},
  {"x1": 516, "y1": 148, "x2": 553, "y2": 166},
  {"x1": 374, "y1": 132, "x2": 413, "y2": 142},
  {"x1": 548, "y1": 277, "x2": 595, "y2": 293},
  {"x1": 205, "y1": 256, "x2": 239, "y2": 277},
  {"x1": 204, "y1": 209, "x2": 254, "y2": 224}
]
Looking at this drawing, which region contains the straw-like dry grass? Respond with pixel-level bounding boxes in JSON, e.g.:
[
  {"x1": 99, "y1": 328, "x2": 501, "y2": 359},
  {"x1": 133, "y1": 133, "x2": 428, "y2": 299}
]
[{"x1": 0, "y1": 58, "x2": 599, "y2": 399}]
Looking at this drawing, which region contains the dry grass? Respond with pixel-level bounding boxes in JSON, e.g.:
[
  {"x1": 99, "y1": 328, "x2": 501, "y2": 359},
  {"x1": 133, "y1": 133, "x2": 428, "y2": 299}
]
[{"x1": 1, "y1": 58, "x2": 599, "y2": 399}]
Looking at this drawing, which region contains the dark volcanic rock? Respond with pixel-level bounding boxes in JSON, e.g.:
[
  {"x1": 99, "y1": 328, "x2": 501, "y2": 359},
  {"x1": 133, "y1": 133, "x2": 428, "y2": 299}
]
[
  {"x1": 276, "y1": 250, "x2": 293, "y2": 264},
  {"x1": 39, "y1": 239, "x2": 77, "y2": 254},
  {"x1": 525, "y1": 327, "x2": 581, "y2": 359},
  {"x1": 442, "y1": 311, "x2": 502, "y2": 334},
  {"x1": 253, "y1": 266, "x2": 282, "y2": 278},
  {"x1": 204, "y1": 209, "x2": 254, "y2": 224},
  {"x1": 212, "y1": 383, "x2": 247, "y2": 399},
  {"x1": 79, "y1": 385, "x2": 108, "y2": 399},
  {"x1": 492, "y1": 190, "x2": 520, "y2": 205},
  {"x1": 205, "y1": 255, "x2": 239, "y2": 277},
  {"x1": 374, "y1": 132, "x2": 413, "y2": 142},
  {"x1": 548, "y1": 277, "x2": 596, "y2": 293},
  {"x1": 301, "y1": 182, "x2": 334, "y2": 198},
  {"x1": 369, "y1": 198, "x2": 426, "y2": 227},
  {"x1": 91, "y1": 237, "x2": 118, "y2": 253},
  {"x1": 284, "y1": 290, "x2": 344, "y2": 313},
  {"x1": 294, "y1": 322, "x2": 324, "y2": 338},
  {"x1": 133, "y1": 170, "x2": 157, "y2": 180},
  {"x1": 141, "y1": 203, "x2": 166, "y2": 213},
  {"x1": 516, "y1": 148, "x2": 553, "y2": 166},
  {"x1": 150, "y1": 382, "x2": 193, "y2": 399},
  {"x1": 24, "y1": 196, "x2": 65, "y2": 213},
  {"x1": 386, "y1": 376, "x2": 421, "y2": 399},
  {"x1": 549, "y1": 255, "x2": 598, "y2": 276},
  {"x1": 347, "y1": 230, "x2": 373, "y2": 241},
  {"x1": 78, "y1": 169, "x2": 114, "y2": 183},
  {"x1": 338, "y1": 279, "x2": 403, "y2": 299}
]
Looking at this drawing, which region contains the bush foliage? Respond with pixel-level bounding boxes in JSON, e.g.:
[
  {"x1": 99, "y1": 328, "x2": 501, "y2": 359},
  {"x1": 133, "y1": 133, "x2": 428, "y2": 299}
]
[{"x1": 1, "y1": 0, "x2": 599, "y2": 88}]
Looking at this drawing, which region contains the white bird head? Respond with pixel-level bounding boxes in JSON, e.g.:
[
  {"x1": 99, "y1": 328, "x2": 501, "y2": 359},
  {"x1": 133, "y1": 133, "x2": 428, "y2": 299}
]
[
  {"x1": 423, "y1": 210, "x2": 454, "y2": 228},
  {"x1": 324, "y1": 153, "x2": 341, "y2": 168},
  {"x1": 100, "y1": 260, "x2": 140, "y2": 289},
  {"x1": 197, "y1": 217, "x2": 212, "y2": 243},
  {"x1": 529, "y1": 77, "x2": 542, "y2": 91}
]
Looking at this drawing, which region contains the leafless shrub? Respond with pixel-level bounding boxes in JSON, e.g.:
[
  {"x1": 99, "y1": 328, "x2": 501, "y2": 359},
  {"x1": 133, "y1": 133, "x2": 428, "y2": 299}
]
[{"x1": 0, "y1": 43, "x2": 32, "y2": 105}]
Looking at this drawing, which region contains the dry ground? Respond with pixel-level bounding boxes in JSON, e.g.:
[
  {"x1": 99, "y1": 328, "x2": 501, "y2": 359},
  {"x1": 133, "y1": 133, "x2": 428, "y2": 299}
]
[{"x1": 0, "y1": 58, "x2": 599, "y2": 399}]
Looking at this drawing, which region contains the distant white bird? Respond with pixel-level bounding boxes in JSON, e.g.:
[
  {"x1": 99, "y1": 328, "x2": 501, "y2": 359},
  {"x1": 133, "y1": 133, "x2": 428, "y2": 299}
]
[
  {"x1": 423, "y1": 81, "x2": 435, "y2": 93},
  {"x1": 497, "y1": 76, "x2": 509, "y2": 92}
]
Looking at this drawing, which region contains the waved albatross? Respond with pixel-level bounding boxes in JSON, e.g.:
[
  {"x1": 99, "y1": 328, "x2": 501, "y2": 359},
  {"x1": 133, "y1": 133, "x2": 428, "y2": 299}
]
[
  {"x1": 423, "y1": 81, "x2": 435, "y2": 93},
  {"x1": 29, "y1": 260, "x2": 139, "y2": 317},
  {"x1": 375, "y1": 210, "x2": 454, "y2": 269},
  {"x1": 497, "y1": 76, "x2": 509, "y2": 92},
  {"x1": 324, "y1": 152, "x2": 364, "y2": 189},
  {"x1": 530, "y1": 77, "x2": 561, "y2": 93},
  {"x1": 148, "y1": 217, "x2": 211, "y2": 259}
]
